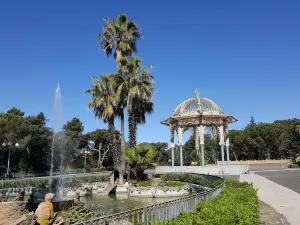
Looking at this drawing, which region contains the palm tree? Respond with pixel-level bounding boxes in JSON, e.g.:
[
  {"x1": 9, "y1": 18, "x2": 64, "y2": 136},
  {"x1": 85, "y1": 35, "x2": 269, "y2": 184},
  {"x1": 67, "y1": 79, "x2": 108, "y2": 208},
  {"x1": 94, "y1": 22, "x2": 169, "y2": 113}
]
[
  {"x1": 113, "y1": 56, "x2": 155, "y2": 148},
  {"x1": 98, "y1": 14, "x2": 142, "y2": 63},
  {"x1": 85, "y1": 74, "x2": 117, "y2": 130},
  {"x1": 123, "y1": 144, "x2": 158, "y2": 181},
  {"x1": 85, "y1": 74, "x2": 121, "y2": 166}
]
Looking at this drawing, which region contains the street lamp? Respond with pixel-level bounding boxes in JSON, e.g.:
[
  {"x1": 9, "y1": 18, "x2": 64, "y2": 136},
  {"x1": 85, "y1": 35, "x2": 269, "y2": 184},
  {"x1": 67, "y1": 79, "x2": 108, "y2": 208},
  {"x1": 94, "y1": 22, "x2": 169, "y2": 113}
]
[{"x1": 2, "y1": 142, "x2": 19, "y2": 177}]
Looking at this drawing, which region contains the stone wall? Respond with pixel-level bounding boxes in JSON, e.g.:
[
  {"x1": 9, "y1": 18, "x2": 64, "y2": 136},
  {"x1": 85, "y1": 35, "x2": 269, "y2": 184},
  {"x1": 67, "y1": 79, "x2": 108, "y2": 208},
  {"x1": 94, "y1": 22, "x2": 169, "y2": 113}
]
[{"x1": 220, "y1": 160, "x2": 290, "y2": 165}]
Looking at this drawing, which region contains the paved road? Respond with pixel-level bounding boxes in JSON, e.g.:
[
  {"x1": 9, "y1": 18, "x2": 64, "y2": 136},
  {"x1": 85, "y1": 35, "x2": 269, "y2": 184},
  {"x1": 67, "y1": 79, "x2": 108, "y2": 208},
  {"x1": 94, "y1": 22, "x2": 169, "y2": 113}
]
[
  {"x1": 249, "y1": 163, "x2": 288, "y2": 172},
  {"x1": 255, "y1": 169, "x2": 300, "y2": 194}
]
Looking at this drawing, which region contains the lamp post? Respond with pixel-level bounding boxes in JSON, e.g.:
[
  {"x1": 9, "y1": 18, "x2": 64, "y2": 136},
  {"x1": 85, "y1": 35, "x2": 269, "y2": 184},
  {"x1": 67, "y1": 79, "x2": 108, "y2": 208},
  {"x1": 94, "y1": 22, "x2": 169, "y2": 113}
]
[{"x1": 2, "y1": 142, "x2": 19, "y2": 177}]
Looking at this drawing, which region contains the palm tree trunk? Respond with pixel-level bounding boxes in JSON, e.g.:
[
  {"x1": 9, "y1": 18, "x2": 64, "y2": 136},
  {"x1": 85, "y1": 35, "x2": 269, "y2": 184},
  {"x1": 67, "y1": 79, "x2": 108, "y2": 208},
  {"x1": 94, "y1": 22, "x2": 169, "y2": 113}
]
[
  {"x1": 128, "y1": 110, "x2": 137, "y2": 148},
  {"x1": 120, "y1": 111, "x2": 125, "y2": 154},
  {"x1": 108, "y1": 120, "x2": 120, "y2": 168},
  {"x1": 120, "y1": 111, "x2": 126, "y2": 173}
]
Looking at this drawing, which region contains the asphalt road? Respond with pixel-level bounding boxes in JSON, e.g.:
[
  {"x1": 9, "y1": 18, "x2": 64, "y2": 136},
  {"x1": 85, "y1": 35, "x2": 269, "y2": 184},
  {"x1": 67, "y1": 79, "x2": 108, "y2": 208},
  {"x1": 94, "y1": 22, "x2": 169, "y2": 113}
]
[{"x1": 255, "y1": 169, "x2": 300, "y2": 194}]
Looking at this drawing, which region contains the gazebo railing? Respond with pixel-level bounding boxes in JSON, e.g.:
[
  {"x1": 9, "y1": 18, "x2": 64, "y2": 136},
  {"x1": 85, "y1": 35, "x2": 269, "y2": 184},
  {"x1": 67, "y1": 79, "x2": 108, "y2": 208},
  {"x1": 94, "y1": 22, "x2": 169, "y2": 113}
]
[{"x1": 73, "y1": 181, "x2": 224, "y2": 225}]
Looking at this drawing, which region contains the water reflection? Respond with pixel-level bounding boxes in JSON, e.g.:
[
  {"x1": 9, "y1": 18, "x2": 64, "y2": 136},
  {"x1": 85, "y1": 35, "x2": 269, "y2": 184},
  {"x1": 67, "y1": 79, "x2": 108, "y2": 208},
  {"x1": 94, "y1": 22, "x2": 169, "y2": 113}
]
[{"x1": 79, "y1": 194, "x2": 179, "y2": 214}]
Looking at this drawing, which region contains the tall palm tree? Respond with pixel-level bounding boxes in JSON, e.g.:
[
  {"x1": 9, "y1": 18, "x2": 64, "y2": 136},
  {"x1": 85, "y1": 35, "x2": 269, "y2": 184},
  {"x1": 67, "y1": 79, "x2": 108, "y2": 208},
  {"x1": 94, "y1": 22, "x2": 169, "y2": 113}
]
[
  {"x1": 98, "y1": 14, "x2": 142, "y2": 63},
  {"x1": 98, "y1": 14, "x2": 142, "y2": 162},
  {"x1": 113, "y1": 56, "x2": 155, "y2": 148},
  {"x1": 85, "y1": 74, "x2": 121, "y2": 167},
  {"x1": 85, "y1": 74, "x2": 116, "y2": 130}
]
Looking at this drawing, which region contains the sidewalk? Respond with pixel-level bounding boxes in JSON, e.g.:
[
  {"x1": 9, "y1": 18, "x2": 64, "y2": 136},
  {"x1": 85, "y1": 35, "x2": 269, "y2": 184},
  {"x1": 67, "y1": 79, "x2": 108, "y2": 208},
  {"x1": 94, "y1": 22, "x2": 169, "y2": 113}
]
[{"x1": 240, "y1": 173, "x2": 300, "y2": 225}]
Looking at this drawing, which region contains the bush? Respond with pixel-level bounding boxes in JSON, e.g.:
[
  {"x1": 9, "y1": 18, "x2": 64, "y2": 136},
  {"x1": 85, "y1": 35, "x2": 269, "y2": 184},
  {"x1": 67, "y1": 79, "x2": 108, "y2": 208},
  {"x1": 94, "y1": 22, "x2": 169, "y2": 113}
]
[
  {"x1": 190, "y1": 160, "x2": 209, "y2": 166},
  {"x1": 154, "y1": 180, "x2": 260, "y2": 225},
  {"x1": 288, "y1": 163, "x2": 299, "y2": 168},
  {"x1": 160, "y1": 173, "x2": 223, "y2": 188},
  {"x1": 0, "y1": 175, "x2": 109, "y2": 189},
  {"x1": 164, "y1": 181, "x2": 185, "y2": 187},
  {"x1": 135, "y1": 180, "x2": 151, "y2": 187}
]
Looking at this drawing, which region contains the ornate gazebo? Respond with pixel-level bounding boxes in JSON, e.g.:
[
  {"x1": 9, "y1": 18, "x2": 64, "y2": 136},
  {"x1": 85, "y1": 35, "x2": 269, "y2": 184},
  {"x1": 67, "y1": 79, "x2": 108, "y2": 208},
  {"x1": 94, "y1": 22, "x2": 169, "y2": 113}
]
[{"x1": 161, "y1": 90, "x2": 237, "y2": 167}]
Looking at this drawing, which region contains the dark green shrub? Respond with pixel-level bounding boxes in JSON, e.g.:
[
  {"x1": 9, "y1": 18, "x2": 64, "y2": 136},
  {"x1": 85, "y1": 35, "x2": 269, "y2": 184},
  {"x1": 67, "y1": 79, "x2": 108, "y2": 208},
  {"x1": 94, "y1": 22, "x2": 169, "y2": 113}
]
[
  {"x1": 154, "y1": 180, "x2": 260, "y2": 225},
  {"x1": 136, "y1": 180, "x2": 151, "y2": 187},
  {"x1": 164, "y1": 181, "x2": 185, "y2": 187},
  {"x1": 160, "y1": 173, "x2": 223, "y2": 188},
  {"x1": 288, "y1": 163, "x2": 299, "y2": 168},
  {"x1": 1, "y1": 175, "x2": 109, "y2": 189}
]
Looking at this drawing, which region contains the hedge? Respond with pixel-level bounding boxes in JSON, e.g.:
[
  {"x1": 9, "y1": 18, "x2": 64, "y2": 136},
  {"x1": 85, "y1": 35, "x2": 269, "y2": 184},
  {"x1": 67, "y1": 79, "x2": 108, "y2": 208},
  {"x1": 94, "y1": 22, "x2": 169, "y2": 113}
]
[
  {"x1": 154, "y1": 180, "x2": 260, "y2": 225},
  {"x1": 288, "y1": 163, "x2": 299, "y2": 168},
  {"x1": 0, "y1": 175, "x2": 109, "y2": 189},
  {"x1": 160, "y1": 173, "x2": 223, "y2": 188}
]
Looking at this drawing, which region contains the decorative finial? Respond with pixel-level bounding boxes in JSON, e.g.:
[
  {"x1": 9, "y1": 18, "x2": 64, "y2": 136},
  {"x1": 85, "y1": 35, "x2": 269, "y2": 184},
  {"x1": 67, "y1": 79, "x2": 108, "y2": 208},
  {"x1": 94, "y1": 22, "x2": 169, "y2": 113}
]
[
  {"x1": 194, "y1": 88, "x2": 200, "y2": 98},
  {"x1": 194, "y1": 89, "x2": 201, "y2": 110}
]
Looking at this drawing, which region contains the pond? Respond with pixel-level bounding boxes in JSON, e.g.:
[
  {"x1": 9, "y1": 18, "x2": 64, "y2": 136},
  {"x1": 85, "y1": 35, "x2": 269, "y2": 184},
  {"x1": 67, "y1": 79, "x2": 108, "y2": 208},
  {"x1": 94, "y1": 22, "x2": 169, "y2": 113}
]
[{"x1": 73, "y1": 193, "x2": 179, "y2": 215}]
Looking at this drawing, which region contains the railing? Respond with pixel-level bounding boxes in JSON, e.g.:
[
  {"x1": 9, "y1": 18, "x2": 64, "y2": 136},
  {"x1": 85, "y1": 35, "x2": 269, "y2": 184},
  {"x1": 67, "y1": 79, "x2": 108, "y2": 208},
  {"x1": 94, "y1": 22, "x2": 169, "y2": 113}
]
[{"x1": 73, "y1": 179, "x2": 224, "y2": 225}]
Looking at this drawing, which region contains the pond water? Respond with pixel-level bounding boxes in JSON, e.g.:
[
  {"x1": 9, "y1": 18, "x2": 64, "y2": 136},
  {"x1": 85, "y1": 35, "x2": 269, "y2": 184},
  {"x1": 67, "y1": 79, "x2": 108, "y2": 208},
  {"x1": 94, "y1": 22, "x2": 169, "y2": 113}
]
[
  {"x1": 6, "y1": 193, "x2": 179, "y2": 215},
  {"x1": 76, "y1": 194, "x2": 178, "y2": 214}
]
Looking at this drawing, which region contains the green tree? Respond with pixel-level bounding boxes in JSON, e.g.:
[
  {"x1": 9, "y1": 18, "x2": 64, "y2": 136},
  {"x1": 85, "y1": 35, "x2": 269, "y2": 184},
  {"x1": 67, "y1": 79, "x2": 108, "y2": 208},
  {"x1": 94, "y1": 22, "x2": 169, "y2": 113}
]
[
  {"x1": 123, "y1": 144, "x2": 158, "y2": 181},
  {"x1": 115, "y1": 56, "x2": 155, "y2": 147},
  {"x1": 0, "y1": 109, "x2": 52, "y2": 175},
  {"x1": 62, "y1": 118, "x2": 85, "y2": 168},
  {"x1": 86, "y1": 129, "x2": 120, "y2": 169},
  {"x1": 85, "y1": 74, "x2": 122, "y2": 168},
  {"x1": 139, "y1": 142, "x2": 169, "y2": 165}
]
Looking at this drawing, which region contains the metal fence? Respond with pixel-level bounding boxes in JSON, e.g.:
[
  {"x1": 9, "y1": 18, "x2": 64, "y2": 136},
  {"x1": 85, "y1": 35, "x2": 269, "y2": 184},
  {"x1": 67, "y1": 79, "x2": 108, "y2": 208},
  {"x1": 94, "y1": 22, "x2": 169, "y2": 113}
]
[{"x1": 73, "y1": 181, "x2": 224, "y2": 225}]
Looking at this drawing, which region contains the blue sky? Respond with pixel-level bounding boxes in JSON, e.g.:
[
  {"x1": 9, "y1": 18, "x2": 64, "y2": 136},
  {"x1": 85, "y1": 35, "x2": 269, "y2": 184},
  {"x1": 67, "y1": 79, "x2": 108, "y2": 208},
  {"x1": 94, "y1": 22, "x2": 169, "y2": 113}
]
[{"x1": 1, "y1": 0, "x2": 300, "y2": 144}]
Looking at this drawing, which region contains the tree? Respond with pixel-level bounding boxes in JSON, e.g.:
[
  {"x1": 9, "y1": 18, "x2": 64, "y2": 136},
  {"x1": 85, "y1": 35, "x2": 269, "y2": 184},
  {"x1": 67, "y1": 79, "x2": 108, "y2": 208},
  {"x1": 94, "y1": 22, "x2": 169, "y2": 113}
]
[
  {"x1": 62, "y1": 118, "x2": 85, "y2": 168},
  {"x1": 139, "y1": 142, "x2": 169, "y2": 165},
  {"x1": 85, "y1": 74, "x2": 122, "y2": 168},
  {"x1": 114, "y1": 56, "x2": 155, "y2": 147},
  {"x1": 63, "y1": 118, "x2": 84, "y2": 147},
  {"x1": 123, "y1": 144, "x2": 158, "y2": 181},
  {"x1": 85, "y1": 74, "x2": 117, "y2": 131},
  {"x1": 86, "y1": 129, "x2": 120, "y2": 169},
  {"x1": 98, "y1": 14, "x2": 142, "y2": 63},
  {"x1": 0, "y1": 109, "x2": 52, "y2": 174}
]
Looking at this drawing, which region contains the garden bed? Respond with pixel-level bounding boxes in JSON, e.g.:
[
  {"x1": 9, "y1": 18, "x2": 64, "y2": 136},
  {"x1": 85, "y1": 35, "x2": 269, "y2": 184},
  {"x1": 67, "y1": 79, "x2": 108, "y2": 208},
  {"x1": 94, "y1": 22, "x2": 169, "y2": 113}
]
[{"x1": 154, "y1": 179, "x2": 260, "y2": 225}]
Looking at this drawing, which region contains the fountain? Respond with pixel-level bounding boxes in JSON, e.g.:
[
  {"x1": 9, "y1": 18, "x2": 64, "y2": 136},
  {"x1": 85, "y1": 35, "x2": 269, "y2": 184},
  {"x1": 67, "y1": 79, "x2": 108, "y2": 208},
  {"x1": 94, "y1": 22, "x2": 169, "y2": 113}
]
[
  {"x1": 48, "y1": 83, "x2": 74, "y2": 201},
  {"x1": 49, "y1": 83, "x2": 63, "y2": 192}
]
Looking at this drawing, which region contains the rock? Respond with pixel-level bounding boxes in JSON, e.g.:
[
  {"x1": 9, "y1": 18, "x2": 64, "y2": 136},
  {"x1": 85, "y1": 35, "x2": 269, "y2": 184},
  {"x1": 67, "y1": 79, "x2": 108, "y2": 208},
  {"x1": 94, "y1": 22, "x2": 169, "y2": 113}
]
[{"x1": 109, "y1": 219, "x2": 132, "y2": 225}]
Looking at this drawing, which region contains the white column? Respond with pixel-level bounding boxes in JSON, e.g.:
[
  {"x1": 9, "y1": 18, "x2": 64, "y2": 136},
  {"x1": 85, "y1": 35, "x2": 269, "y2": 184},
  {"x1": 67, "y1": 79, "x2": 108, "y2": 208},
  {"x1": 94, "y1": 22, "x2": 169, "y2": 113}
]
[
  {"x1": 178, "y1": 127, "x2": 183, "y2": 166},
  {"x1": 195, "y1": 127, "x2": 200, "y2": 166},
  {"x1": 226, "y1": 137, "x2": 230, "y2": 166},
  {"x1": 198, "y1": 125, "x2": 205, "y2": 167},
  {"x1": 218, "y1": 125, "x2": 225, "y2": 166},
  {"x1": 170, "y1": 129, "x2": 175, "y2": 167}
]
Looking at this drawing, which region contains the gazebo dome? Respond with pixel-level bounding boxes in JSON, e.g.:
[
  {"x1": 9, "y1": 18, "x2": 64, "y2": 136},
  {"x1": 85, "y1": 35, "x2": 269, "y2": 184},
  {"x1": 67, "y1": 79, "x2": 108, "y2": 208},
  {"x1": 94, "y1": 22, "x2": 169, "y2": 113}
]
[{"x1": 173, "y1": 97, "x2": 224, "y2": 117}]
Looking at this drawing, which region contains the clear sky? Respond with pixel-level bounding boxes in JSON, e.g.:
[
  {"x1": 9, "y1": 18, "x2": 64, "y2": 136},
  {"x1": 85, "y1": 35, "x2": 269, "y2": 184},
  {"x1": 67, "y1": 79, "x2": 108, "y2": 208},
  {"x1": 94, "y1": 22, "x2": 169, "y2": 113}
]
[{"x1": 1, "y1": 0, "x2": 300, "y2": 144}]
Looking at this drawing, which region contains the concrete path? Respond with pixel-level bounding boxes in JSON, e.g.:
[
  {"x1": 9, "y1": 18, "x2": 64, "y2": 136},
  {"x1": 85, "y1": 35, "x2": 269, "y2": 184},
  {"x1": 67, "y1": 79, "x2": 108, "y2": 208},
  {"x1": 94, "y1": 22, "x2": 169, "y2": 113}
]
[{"x1": 240, "y1": 173, "x2": 300, "y2": 225}]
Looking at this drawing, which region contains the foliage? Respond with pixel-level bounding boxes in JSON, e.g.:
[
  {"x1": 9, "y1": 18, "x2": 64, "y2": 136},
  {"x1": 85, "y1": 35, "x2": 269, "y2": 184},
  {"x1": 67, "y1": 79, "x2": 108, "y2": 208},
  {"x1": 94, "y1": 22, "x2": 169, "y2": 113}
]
[
  {"x1": 63, "y1": 202, "x2": 106, "y2": 224},
  {"x1": 0, "y1": 108, "x2": 52, "y2": 175},
  {"x1": 163, "y1": 181, "x2": 185, "y2": 187},
  {"x1": 183, "y1": 132, "x2": 216, "y2": 166},
  {"x1": 229, "y1": 118, "x2": 300, "y2": 160},
  {"x1": 135, "y1": 180, "x2": 151, "y2": 187},
  {"x1": 0, "y1": 175, "x2": 108, "y2": 189},
  {"x1": 98, "y1": 14, "x2": 141, "y2": 63},
  {"x1": 139, "y1": 142, "x2": 169, "y2": 165},
  {"x1": 160, "y1": 173, "x2": 223, "y2": 188},
  {"x1": 114, "y1": 56, "x2": 155, "y2": 148},
  {"x1": 190, "y1": 160, "x2": 209, "y2": 166},
  {"x1": 288, "y1": 163, "x2": 299, "y2": 168},
  {"x1": 123, "y1": 144, "x2": 158, "y2": 181},
  {"x1": 154, "y1": 180, "x2": 260, "y2": 225}
]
